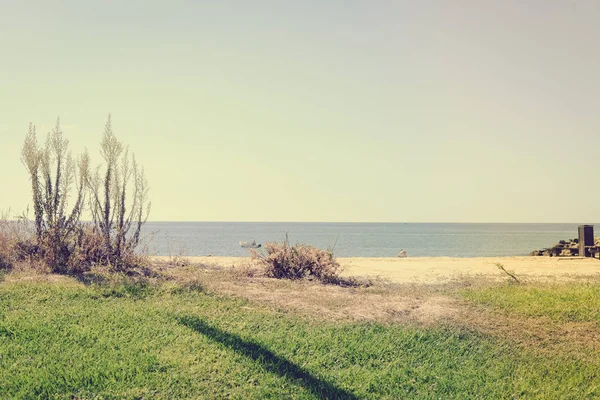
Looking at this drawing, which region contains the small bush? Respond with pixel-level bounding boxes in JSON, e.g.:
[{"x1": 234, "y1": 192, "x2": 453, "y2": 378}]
[
  {"x1": 250, "y1": 236, "x2": 342, "y2": 282},
  {"x1": 66, "y1": 225, "x2": 106, "y2": 273},
  {"x1": 0, "y1": 211, "x2": 35, "y2": 271}
]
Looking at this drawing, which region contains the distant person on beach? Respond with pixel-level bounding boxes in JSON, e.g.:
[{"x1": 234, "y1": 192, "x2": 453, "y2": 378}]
[{"x1": 397, "y1": 250, "x2": 407, "y2": 258}]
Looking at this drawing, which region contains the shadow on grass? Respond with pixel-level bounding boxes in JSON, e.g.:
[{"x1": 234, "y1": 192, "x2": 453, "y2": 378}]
[
  {"x1": 321, "y1": 275, "x2": 371, "y2": 288},
  {"x1": 177, "y1": 316, "x2": 358, "y2": 399}
]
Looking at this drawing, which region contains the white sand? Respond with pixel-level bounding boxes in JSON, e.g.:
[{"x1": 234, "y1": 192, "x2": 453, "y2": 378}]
[{"x1": 154, "y1": 256, "x2": 600, "y2": 284}]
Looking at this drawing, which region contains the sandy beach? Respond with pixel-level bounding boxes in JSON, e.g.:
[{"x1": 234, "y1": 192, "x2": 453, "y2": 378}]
[{"x1": 154, "y1": 256, "x2": 600, "y2": 284}]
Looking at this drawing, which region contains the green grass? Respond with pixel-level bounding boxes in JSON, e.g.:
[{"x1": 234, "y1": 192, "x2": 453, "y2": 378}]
[
  {"x1": 462, "y1": 283, "x2": 600, "y2": 323},
  {"x1": 1, "y1": 278, "x2": 600, "y2": 399}
]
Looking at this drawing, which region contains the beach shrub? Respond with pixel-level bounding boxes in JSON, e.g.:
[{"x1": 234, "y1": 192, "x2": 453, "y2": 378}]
[
  {"x1": 21, "y1": 120, "x2": 89, "y2": 273},
  {"x1": 250, "y1": 236, "x2": 341, "y2": 282},
  {"x1": 66, "y1": 225, "x2": 147, "y2": 273},
  {"x1": 84, "y1": 116, "x2": 150, "y2": 271},
  {"x1": 16, "y1": 117, "x2": 150, "y2": 274}
]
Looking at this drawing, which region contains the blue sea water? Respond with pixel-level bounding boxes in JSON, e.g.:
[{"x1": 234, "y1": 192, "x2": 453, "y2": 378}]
[{"x1": 140, "y1": 222, "x2": 588, "y2": 258}]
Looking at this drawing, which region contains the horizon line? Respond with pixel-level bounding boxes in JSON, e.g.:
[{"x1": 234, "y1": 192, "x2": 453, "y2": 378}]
[
  {"x1": 3, "y1": 218, "x2": 597, "y2": 224},
  {"x1": 142, "y1": 220, "x2": 599, "y2": 224}
]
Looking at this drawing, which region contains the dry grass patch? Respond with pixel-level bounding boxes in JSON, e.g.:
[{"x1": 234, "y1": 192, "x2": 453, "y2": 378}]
[
  {"x1": 159, "y1": 264, "x2": 600, "y2": 366},
  {"x1": 159, "y1": 262, "x2": 462, "y2": 325},
  {"x1": 7, "y1": 273, "x2": 600, "y2": 399},
  {"x1": 3, "y1": 270, "x2": 81, "y2": 285},
  {"x1": 450, "y1": 303, "x2": 600, "y2": 364},
  {"x1": 12, "y1": 258, "x2": 596, "y2": 365},
  {"x1": 456, "y1": 281, "x2": 600, "y2": 363},
  {"x1": 6, "y1": 262, "x2": 600, "y2": 379}
]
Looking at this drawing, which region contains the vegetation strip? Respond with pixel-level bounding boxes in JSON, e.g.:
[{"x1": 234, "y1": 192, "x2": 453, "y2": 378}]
[{"x1": 1, "y1": 276, "x2": 600, "y2": 399}]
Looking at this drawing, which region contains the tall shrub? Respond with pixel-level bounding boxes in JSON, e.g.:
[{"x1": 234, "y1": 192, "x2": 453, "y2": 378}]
[
  {"x1": 85, "y1": 115, "x2": 150, "y2": 269},
  {"x1": 21, "y1": 120, "x2": 89, "y2": 272}
]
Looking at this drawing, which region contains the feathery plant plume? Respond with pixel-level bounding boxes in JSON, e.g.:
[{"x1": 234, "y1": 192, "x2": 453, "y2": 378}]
[
  {"x1": 21, "y1": 124, "x2": 44, "y2": 240},
  {"x1": 85, "y1": 115, "x2": 151, "y2": 270},
  {"x1": 20, "y1": 119, "x2": 88, "y2": 272}
]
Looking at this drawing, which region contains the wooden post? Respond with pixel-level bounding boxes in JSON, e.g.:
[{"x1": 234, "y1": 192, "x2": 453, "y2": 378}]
[{"x1": 578, "y1": 225, "x2": 594, "y2": 257}]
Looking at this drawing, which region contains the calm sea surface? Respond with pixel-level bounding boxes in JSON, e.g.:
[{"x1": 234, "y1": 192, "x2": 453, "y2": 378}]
[{"x1": 140, "y1": 222, "x2": 589, "y2": 258}]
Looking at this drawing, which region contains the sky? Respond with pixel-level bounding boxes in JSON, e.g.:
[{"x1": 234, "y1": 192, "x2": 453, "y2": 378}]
[{"x1": 1, "y1": 0, "x2": 599, "y2": 223}]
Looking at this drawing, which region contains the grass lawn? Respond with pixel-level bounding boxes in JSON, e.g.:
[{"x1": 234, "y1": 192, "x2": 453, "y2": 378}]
[
  {"x1": 1, "y1": 273, "x2": 599, "y2": 399},
  {"x1": 462, "y1": 283, "x2": 600, "y2": 323}
]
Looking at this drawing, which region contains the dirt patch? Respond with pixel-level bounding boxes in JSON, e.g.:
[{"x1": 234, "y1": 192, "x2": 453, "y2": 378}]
[{"x1": 216, "y1": 278, "x2": 462, "y2": 324}]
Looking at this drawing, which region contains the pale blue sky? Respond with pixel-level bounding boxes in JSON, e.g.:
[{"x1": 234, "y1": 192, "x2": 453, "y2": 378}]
[{"x1": 1, "y1": 1, "x2": 599, "y2": 222}]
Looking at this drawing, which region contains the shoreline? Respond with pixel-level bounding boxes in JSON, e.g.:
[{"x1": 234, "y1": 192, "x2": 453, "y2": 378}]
[{"x1": 153, "y1": 255, "x2": 600, "y2": 284}]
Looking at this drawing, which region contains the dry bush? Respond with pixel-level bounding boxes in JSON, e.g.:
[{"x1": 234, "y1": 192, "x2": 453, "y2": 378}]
[
  {"x1": 71, "y1": 226, "x2": 148, "y2": 273},
  {"x1": 0, "y1": 211, "x2": 35, "y2": 271},
  {"x1": 0, "y1": 231, "x2": 15, "y2": 271},
  {"x1": 250, "y1": 236, "x2": 342, "y2": 282}
]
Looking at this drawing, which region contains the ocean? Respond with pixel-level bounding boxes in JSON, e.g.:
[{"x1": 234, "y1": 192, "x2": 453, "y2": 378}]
[{"x1": 140, "y1": 222, "x2": 588, "y2": 258}]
